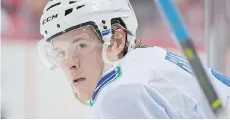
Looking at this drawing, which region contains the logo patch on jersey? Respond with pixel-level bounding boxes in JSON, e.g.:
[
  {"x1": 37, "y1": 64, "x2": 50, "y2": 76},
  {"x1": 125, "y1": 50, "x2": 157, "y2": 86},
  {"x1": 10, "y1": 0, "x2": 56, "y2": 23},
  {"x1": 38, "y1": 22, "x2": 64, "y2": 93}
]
[
  {"x1": 165, "y1": 52, "x2": 193, "y2": 74},
  {"x1": 211, "y1": 69, "x2": 230, "y2": 87},
  {"x1": 90, "y1": 66, "x2": 121, "y2": 106}
]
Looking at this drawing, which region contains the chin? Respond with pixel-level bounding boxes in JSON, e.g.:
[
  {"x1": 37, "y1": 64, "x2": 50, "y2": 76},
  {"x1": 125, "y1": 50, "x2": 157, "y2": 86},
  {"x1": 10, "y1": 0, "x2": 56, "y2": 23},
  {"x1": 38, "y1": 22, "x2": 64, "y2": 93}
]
[
  {"x1": 79, "y1": 95, "x2": 91, "y2": 102},
  {"x1": 77, "y1": 91, "x2": 92, "y2": 101}
]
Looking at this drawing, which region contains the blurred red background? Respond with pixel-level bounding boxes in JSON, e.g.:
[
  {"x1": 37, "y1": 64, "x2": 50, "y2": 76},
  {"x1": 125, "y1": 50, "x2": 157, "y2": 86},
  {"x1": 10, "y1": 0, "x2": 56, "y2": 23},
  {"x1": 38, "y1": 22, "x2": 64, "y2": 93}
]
[{"x1": 1, "y1": 0, "x2": 205, "y2": 50}]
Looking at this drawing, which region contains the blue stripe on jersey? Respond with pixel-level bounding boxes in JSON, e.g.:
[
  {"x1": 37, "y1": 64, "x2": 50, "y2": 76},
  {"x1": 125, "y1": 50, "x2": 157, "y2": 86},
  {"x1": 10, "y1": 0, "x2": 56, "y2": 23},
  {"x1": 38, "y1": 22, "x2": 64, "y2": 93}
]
[
  {"x1": 90, "y1": 66, "x2": 121, "y2": 106},
  {"x1": 165, "y1": 52, "x2": 193, "y2": 75},
  {"x1": 211, "y1": 69, "x2": 230, "y2": 87}
]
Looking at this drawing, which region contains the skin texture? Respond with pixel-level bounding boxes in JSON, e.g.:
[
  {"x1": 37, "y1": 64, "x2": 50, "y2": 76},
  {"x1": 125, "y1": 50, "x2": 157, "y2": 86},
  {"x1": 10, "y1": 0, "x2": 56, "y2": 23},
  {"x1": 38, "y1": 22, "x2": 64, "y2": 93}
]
[{"x1": 52, "y1": 25, "x2": 126, "y2": 101}]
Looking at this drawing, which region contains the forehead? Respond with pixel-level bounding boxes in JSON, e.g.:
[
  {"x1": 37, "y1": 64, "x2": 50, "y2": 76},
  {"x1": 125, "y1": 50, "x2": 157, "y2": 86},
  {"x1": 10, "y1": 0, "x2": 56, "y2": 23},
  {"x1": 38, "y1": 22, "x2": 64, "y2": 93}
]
[{"x1": 52, "y1": 25, "x2": 97, "y2": 45}]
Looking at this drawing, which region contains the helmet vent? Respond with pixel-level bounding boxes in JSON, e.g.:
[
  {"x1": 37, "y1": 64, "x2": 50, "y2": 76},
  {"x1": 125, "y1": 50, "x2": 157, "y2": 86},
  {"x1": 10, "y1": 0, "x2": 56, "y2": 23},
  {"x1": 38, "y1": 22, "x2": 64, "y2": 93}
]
[
  {"x1": 65, "y1": 8, "x2": 73, "y2": 16},
  {"x1": 69, "y1": 1, "x2": 77, "y2": 4},
  {"x1": 46, "y1": 2, "x2": 61, "y2": 11},
  {"x1": 76, "y1": 5, "x2": 85, "y2": 9}
]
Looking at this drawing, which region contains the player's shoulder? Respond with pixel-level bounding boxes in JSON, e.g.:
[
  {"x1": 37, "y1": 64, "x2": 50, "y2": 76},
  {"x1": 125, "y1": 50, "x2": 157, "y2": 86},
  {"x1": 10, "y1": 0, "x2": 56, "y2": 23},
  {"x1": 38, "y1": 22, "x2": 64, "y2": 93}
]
[
  {"x1": 121, "y1": 46, "x2": 168, "y2": 68},
  {"x1": 102, "y1": 83, "x2": 149, "y2": 100},
  {"x1": 130, "y1": 46, "x2": 193, "y2": 75},
  {"x1": 90, "y1": 78, "x2": 147, "y2": 110},
  {"x1": 92, "y1": 82, "x2": 202, "y2": 119},
  {"x1": 93, "y1": 83, "x2": 152, "y2": 108},
  {"x1": 90, "y1": 47, "x2": 175, "y2": 107},
  {"x1": 127, "y1": 46, "x2": 167, "y2": 60},
  {"x1": 90, "y1": 83, "x2": 172, "y2": 118}
]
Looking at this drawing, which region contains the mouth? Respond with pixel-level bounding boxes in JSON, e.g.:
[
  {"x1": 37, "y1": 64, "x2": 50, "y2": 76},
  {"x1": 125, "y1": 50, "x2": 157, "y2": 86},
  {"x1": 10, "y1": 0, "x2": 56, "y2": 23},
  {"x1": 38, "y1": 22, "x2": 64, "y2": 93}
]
[{"x1": 73, "y1": 77, "x2": 86, "y2": 83}]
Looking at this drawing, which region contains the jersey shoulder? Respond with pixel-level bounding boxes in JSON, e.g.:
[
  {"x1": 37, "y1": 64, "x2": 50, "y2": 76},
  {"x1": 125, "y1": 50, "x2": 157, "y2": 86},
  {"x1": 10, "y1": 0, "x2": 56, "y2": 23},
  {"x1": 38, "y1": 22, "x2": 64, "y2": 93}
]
[
  {"x1": 96, "y1": 46, "x2": 172, "y2": 95},
  {"x1": 92, "y1": 82, "x2": 202, "y2": 119},
  {"x1": 91, "y1": 47, "x2": 186, "y2": 107}
]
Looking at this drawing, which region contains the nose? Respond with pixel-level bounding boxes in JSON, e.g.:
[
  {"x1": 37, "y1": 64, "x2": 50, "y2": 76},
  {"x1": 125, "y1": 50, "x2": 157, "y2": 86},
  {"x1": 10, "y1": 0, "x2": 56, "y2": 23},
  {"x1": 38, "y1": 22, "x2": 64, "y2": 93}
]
[
  {"x1": 65, "y1": 56, "x2": 80, "y2": 70},
  {"x1": 70, "y1": 65, "x2": 76, "y2": 70}
]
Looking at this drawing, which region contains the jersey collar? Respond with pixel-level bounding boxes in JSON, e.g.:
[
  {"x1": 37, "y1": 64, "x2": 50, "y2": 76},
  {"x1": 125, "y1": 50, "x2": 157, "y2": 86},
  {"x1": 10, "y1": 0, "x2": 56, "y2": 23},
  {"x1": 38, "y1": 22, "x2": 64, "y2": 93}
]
[{"x1": 90, "y1": 66, "x2": 121, "y2": 106}]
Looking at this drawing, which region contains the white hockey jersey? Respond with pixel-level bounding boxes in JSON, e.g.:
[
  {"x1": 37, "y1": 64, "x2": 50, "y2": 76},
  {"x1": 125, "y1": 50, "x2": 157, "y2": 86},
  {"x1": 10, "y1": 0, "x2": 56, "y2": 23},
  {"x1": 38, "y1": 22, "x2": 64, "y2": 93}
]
[{"x1": 89, "y1": 47, "x2": 230, "y2": 119}]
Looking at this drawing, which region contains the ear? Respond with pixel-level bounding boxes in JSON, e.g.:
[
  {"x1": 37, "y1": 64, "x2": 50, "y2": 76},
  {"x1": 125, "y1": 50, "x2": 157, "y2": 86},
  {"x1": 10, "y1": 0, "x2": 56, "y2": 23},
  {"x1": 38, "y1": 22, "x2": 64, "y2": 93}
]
[
  {"x1": 113, "y1": 29, "x2": 126, "y2": 50},
  {"x1": 107, "y1": 29, "x2": 126, "y2": 61}
]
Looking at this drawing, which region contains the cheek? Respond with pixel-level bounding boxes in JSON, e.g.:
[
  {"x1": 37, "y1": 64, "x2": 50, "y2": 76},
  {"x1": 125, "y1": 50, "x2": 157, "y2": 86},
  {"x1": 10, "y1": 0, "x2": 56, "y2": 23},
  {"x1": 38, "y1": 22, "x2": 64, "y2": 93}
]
[
  {"x1": 59, "y1": 62, "x2": 72, "y2": 77},
  {"x1": 59, "y1": 62, "x2": 67, "y2": 72},
  {"x1": 80, "y1": 48, "x2": 104, "y2": 72}
]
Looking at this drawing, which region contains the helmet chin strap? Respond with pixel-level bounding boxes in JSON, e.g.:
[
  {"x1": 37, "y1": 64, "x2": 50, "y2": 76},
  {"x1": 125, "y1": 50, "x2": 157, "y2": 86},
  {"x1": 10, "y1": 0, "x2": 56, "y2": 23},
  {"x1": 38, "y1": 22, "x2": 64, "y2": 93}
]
[
  {"x1": 101, "y1": 32, "x2": 136, "y2": 75},
  {"x1": 102, "y1": 42, "x2": 121, "y2": 75}
]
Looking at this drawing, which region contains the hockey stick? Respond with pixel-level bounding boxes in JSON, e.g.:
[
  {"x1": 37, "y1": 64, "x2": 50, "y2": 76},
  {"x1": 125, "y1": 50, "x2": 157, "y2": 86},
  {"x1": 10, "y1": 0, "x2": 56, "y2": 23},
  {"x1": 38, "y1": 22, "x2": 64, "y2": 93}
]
[{"x1": 154, "y1": 0, "x2": 222, "y2": 115}]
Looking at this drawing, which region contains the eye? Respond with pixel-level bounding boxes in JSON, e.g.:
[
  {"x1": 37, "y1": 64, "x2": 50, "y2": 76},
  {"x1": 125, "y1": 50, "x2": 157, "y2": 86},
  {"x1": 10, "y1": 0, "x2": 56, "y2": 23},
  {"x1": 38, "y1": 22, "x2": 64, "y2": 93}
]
[{"x1": 76, "y1": 43, "x2": 88, "y2": 50}]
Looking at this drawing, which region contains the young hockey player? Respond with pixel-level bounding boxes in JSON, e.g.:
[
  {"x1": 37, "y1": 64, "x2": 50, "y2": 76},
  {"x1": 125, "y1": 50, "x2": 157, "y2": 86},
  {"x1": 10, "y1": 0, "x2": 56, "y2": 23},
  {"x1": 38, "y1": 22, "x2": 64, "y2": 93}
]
[{"x1": 37, "y1": 0, "x2": 230, "y2": 118}]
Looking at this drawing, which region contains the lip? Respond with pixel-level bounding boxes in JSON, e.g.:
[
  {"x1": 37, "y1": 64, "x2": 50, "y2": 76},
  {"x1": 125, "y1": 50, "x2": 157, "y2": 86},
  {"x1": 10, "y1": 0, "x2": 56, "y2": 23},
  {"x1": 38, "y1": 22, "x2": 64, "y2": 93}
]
[{"x1": 73, "y1": 77, "x2": 86, "y2": 84}]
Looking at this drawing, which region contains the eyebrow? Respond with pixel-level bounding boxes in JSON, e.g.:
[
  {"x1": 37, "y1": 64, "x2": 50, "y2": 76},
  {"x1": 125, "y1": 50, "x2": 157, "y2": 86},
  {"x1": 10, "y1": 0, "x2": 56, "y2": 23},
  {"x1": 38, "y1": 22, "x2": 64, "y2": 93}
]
[
  {"x1": 53, "y1": 33, "x2": 89, "y2": 50},
  {"x1": 72, "y1": 34, "x2": 88, "y2": 43},
  {"x1": 52, "y1": 38, "x2": 81, "y2": 50},
  {"x1": 72, "y1": 38, "x2": 81, "y2": 43}
]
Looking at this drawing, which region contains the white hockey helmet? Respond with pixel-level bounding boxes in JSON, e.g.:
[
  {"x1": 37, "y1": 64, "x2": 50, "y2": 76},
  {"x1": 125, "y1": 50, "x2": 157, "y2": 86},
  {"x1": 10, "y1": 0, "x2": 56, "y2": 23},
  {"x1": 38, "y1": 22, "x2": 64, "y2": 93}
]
[{"x1": 38, "y1": 0, "x2": 138, "y2": 70}]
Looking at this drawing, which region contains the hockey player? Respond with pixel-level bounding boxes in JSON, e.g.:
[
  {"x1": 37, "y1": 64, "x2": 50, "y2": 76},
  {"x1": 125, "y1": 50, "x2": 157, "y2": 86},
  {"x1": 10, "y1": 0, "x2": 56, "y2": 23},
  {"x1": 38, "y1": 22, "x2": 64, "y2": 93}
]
[{"x1": 37, "y1": 0, "x2": 230, "y2": 118}]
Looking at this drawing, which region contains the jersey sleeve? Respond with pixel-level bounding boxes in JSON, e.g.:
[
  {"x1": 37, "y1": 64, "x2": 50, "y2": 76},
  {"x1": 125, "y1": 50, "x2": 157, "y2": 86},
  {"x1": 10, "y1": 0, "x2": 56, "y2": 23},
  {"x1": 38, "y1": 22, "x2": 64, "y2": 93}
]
[
  {"x1": 152, "y1": 47, "x2": 230, "y2": 115},
  {"x1": 207, "y1": 68, "x2": 230, "y2": 112},
  {"x1": 98, "y1": 83, "x2": 201, "y2": 119}
]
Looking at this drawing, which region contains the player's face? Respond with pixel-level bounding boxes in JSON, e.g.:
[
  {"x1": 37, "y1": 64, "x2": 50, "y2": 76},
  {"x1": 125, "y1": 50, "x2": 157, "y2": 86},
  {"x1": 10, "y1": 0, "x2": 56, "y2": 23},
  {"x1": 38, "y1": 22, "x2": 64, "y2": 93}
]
[{"x1": 52, "y1": 26, "x2": 104, "y2": 101}]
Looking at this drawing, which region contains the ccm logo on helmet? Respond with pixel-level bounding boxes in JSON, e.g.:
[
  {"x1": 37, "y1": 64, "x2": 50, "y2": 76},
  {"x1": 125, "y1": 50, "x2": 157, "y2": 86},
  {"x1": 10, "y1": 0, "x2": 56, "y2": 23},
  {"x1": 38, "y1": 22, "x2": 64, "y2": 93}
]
[{"x1": 42, "y1": 14, "x2": 58, "y2": 25}]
